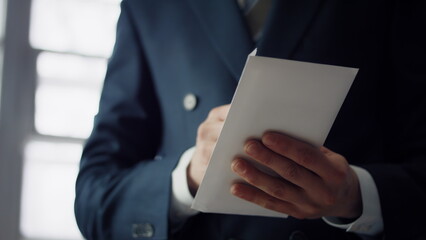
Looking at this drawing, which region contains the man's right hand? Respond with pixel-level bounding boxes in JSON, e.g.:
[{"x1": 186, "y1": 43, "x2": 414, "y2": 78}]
[{"x1": 187, "y1": 104, "x2": 230, "y2": 196}]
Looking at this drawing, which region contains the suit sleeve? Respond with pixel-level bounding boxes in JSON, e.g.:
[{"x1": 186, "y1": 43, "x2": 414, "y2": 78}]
[
  {"x1": 75, "y1": 2, "x2": 174, "y2": 239},
  {"x1": 363, "y1": 2, "x2": 426, "y2": 239}
]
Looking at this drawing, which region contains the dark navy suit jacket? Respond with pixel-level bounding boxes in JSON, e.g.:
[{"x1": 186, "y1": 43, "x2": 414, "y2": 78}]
[{"x1": 75, "y1": 0, "x2": 426, "y2": 239}]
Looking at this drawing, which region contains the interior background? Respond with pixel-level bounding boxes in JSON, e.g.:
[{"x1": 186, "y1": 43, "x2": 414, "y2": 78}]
[{"x1": 0, "y1": 0, "x2": 121, "y2": 239}]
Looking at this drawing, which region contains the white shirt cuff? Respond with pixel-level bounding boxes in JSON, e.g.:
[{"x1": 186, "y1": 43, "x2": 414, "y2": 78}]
[
  {"x1": 323, "y1": 165, "x2": 384, "y2": 236},
  {"x1": 169, "y1": 146, "x2": 199, "y2": 229}
]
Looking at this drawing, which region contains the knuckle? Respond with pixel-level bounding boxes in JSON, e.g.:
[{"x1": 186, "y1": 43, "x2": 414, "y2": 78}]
[
  {"x1": 296, "y1": 147, "x2": 315, "y2": 166},
  {"x1": 197, "y1": 123, "x2": 205, "y2": 138},
  {"x1": 270, "y1": 184, "x2": 286, "y2": 199},
  {"x1": 323, "y1": 192, "x2": 337, "y2": 207},
  {"x1": 283, "y1": 163, "x2": 299, "y2": 179},
  {"x1": 260, "y1": 152, "x2": 274, "y2": 165},
  {"x1": 244, "y1": 170, "x2": 258, "y2": 185},
  {"x1": 208, "y1": 107, "x2": 220, "y2": 118},
  {"x1": 333, "y1": 165, "x2": 349, "y2": 181},
  {"x1": 197, "y1": 122, "x2": 210, "y2": 140},
  {"x1": 260, "y1": 197, "x2": 277, "y2": 210}
]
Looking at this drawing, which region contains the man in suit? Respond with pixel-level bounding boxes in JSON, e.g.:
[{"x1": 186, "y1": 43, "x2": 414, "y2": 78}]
[{"x1": 75, "y1": 0, "x2": 426, "y2": 239}]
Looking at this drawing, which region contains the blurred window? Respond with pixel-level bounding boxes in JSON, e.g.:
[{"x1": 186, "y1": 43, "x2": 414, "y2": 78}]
[
  {"x1": 20, "y1": 0, "x2": 121, "y2": 239},
  {"x1": 21, "y1": 140, "x2": 83, "y2": 239},
  {"x1": 0, "y1": 0, "x2": 4, "y2": 41},
  {"x1": 0, "y1": 0, "x2": 5, "y2": 94},
  {"x1": 30, "y1": 0, "x2": 119, "y2": 57},
  {"x1": 35, "y1": 52, "x2": 105, "y2": 138}
]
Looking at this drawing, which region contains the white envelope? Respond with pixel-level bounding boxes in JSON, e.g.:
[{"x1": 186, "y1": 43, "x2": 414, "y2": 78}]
[{"x1": 192, "y1": 55, "x2": 358, "y2": 218}]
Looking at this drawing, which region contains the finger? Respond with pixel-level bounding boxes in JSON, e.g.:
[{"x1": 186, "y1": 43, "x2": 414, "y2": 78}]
[
  {"x1": 231, "y1": 158, "x2": 305, "y2": 205},
  {"x1": 244, "y1": 140, "x2": 321, "y2": 190},
  {"x1": 207, "y1": 104, "x2": 230, "y2": 121},
  {"x1": 197, "y1": 121, "x2": 225, "y2": 142},
  {"x1": 319, "y1": 146, "x2": 331, "y2": 154},
  {"x1": 196, "y1": 143, "x2": 215, "y2": 165},
  {"x1": 230, "y1": 182, "x2": 297, "y2": 216},
  {"x1": 262, "y1": 132, "x2": 332, "y2": 177}
]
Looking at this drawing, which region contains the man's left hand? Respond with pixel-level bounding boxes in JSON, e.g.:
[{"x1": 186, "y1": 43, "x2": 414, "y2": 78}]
[{"x1": 230, "y1": 132, "x2": 362, "y2": 219}]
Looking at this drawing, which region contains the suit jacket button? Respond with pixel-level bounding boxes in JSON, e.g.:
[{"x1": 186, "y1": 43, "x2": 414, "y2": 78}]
[
  {"x1": 183, "y1": 93, "x2": 197, "y2": 111},
  {"x1": 289, "y1": 231, "x2": 308, "y2": 240},
  {"x1": 132, "y1": 223, "x2": 154, "y2": 238}
]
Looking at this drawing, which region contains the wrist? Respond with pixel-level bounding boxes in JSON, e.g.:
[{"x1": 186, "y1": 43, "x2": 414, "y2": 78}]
[
  {"x1": 336, "y1": 168, "x2": 363, "y2": 219},
  {"x1": 186, "y1": 162, "x2": 198, "y2": 197}
]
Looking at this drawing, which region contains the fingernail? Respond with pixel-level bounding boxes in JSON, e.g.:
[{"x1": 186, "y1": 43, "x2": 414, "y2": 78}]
[
  {"x1": 230, "y1": 184, "x2": 243, "y2": 197},
  {"x1": 262, "y1": 133, "x2": 275, "y2": 146},
  {"x1": 245, "y1": 141, "x2": 257, "y2": 155},
  {"x1": 232, "y1": 159, "x2": 245, "y2": 173}
]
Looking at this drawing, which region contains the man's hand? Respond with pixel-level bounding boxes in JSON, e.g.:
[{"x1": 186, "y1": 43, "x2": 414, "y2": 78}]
[
  {"x1": 187, "y1": 104, "x2": 230, "y2": 196},
  {"x1": 230, "y1": 132, "x2": 362, "y2": 219}
]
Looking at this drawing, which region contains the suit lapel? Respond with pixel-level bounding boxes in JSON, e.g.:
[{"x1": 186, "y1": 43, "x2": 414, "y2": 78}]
[
  {"x1": 185, "y1": 0, "x2": 255, "y2": 80},
  {"x1": 257, "y1": 0, "x2": 324, "y2": 59}
]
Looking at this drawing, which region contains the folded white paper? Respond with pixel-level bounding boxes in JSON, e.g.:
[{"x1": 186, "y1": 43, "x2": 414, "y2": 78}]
[{"x1": 192, "y1": 55, "x2": 358, "y2": 218}]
